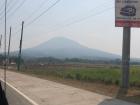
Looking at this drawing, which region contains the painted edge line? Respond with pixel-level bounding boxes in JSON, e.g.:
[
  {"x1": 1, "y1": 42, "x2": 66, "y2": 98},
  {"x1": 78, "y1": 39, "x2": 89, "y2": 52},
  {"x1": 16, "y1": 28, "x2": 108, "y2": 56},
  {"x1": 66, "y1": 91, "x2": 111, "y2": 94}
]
[{"x1": 1, "y1": 79, "x2": 39, "y2": 105}]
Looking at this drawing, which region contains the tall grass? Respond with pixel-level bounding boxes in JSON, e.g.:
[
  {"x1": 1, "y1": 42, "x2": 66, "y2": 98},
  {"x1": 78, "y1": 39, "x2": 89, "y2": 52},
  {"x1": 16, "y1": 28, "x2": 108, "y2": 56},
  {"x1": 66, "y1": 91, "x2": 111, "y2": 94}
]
[{"x1": 19, "y1": 65, "x2": 140, "y2": 87}]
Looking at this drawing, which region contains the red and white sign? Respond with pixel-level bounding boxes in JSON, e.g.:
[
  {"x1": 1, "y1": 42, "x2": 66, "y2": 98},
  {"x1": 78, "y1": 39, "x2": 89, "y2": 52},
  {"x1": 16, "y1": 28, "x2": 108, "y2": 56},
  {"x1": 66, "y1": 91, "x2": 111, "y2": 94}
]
[{"x1": 115, "y1": 0, "x2": 140, "y2": 27}]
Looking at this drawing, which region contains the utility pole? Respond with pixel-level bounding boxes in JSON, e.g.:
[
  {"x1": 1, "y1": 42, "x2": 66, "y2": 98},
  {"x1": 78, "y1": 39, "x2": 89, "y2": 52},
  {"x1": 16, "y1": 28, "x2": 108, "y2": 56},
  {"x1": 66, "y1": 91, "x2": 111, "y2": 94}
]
[
  {"x1": 122, "y1": 27, "x2": 131, "y2": 88},
  {"x1": 0, "y1": 35, "x2": 2, "y2": 49},
  {"x1": 4, "y1": 0, "x2": 7, "y2": 92},
  {"x1": 0, "y1": 35, "x2": 2, "y2": 57},
  {"x1": 8, "y1": 27, "x2": 12, "y2": 65},
  {"x1": 17, "y1": 21, "x2": 24, "y2": 71}
]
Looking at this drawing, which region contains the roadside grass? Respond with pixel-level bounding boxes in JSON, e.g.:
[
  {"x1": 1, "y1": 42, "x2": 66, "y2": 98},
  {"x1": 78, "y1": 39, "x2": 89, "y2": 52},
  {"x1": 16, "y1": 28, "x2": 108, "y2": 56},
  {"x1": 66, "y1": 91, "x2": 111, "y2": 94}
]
[
  {"x1": 130, "y1": 66, "x2": 140, "y2": 87},
  {"x1": 17, "y1": 65, "x2": 140, "y2": 87}
]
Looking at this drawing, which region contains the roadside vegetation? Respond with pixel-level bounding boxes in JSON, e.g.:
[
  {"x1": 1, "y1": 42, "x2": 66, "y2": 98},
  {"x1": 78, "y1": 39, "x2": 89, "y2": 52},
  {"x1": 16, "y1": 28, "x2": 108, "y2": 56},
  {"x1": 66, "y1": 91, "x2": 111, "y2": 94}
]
[
  {"x1": 5, "y1": 59, "x2": 140, "y2": 104},
  {"x1": 0, "y1": 56, "x2": 139, "y2": 87},
  {"x1": 14, "y1": 65, "x2": 140, "y2": 87}
]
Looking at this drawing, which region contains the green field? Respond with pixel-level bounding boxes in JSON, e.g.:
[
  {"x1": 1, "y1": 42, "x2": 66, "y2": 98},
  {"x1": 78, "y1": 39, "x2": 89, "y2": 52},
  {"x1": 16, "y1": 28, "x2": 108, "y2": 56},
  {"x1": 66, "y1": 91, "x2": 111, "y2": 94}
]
[{"x1": 17, "y1": 65, "x2": 140, "y2": 87}]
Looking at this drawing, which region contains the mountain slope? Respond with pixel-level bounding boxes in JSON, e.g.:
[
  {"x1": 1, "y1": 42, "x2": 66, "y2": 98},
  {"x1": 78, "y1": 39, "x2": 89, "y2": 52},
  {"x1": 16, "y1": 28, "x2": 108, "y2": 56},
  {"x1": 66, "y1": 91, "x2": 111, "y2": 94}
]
[{"x1": 22, "y1": 37, "x2": 120, "y2": 60}]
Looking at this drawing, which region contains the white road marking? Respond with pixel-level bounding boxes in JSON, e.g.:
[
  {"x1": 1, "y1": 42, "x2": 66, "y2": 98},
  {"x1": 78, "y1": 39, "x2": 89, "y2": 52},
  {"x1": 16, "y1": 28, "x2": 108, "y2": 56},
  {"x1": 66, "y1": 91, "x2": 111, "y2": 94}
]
[{"x1": 1, "y1": 79, "x2": 39, "y2": 105}]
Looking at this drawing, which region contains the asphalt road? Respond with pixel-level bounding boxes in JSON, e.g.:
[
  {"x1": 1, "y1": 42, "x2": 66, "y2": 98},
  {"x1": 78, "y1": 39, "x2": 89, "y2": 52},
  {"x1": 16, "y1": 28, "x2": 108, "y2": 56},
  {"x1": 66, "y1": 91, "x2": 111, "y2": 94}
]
[{"x1": 0, "y1": 81, "x2": 33, "y2": 105}]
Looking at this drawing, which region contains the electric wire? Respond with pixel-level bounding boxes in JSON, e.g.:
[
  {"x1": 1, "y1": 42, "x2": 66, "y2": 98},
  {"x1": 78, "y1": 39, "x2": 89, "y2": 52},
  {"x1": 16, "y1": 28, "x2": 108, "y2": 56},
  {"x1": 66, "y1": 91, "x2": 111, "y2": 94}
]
[
  {"x1": 0, "y1": 0, "x2": 16, "y2": 18},
  {"x1": 7, "y1": 0, "x2": 19, "y2": 14},
  {"x1": 25, "y1": 0, "x2": 61, "y2": 27},
  {"x1": 65, "y1": 7, "x2": 114, "y2": 27},
  {"x1": 0, "y1": 0, "x2": 26, "y2": 22},
  {"x1": 58, "y1": 0, "x2": 113, "y2": 27},
  {"x1": 14, "y1": 0, "x2": 50, "y2": 30},
  {"x1": 0, "y1": 0, "x2": 5, "y2": 13},
  {"x1": 24, "y1": 0, "x2": 50, "y2": 22},
  {"x1": 13, "y1": 0, "x2": 61, "y2": 34},
  {"x1": 43, "y1": 3, "x2": 114, "y2": 35},
  {"x1": 7, "y1": 0, "x2": 27, "y2": 18},
  {"x1": 45, "y1": 7, "x2": 113, "y2": 35},
  {"x1": 13, "y1": 0, "x2": 113, "y2": 35},
  {"x1": 47, "y1": 1, "x2": 113, "y2": 33}
]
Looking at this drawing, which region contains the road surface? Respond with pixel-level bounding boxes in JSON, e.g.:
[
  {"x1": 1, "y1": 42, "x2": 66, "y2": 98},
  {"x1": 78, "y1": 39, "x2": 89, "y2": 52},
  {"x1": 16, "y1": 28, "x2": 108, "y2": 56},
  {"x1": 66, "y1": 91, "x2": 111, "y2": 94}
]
[
  {"x1": 0, "y1": 81, "x2": 33, "y2": 105},
  {"x1": 0, "y1": 69, "x2": 138, "y2": 105}
]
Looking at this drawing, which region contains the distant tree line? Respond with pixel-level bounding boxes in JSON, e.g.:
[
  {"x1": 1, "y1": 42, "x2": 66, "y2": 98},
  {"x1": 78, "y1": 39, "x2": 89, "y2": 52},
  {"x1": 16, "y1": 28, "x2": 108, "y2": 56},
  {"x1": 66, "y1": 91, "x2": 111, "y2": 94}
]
[
  {"x1": 24, "y1": 57, "x2": 140, "y2": 65},
  {"x1": 0, "y1": 55, "x2": 24, "y2": 65},
  {"x1": 0, "y1": 54, "x2": 139, "y2": 66},
  {"x1": 24, "y1": 57, "x2": 123, "y2": 65}
]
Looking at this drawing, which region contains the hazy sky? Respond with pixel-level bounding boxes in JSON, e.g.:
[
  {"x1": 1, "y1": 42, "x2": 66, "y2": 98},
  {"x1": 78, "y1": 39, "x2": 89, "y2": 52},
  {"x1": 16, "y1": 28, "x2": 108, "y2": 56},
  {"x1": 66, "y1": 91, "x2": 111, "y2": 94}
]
[{"x1": 0, "y1": 0, "x2": 140, "y2": 58}]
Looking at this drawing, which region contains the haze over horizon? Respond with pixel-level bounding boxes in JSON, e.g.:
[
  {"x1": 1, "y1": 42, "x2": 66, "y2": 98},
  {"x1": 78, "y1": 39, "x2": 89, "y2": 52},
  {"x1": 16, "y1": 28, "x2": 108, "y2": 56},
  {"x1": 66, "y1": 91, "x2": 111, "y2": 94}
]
[{"x1": 0, "y1": 0, "x2": 140, "y2": 58}]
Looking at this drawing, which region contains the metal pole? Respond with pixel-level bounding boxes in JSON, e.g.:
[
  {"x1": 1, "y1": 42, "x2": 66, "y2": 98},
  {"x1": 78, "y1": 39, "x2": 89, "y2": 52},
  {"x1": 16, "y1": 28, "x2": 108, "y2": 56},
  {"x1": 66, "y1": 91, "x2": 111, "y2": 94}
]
[
  {"x1": 0, "y1": 35, "x2": 2, "y2": 49},
  {"x1": 4, "y1": 0, "x2": 7, "y2": 92},
  {"x1": 8, "y1": 27, "x2": 12, "y2": 65},
  {"x1": 0, "y1": 35, "x2": 2, "y2": 58},
  {"x1": 17, "y1": 21, "x2": 24, "y2": 71},
  {"x1": 121, "y1": 27, "x2": 131, "y2": 89}
]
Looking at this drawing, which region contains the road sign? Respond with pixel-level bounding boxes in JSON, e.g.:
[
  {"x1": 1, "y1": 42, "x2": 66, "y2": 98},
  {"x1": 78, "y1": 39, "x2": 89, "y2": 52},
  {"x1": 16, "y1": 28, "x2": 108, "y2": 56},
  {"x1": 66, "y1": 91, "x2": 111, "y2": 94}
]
[{"x1": 115, "y1": 0, "x2": 140, "y2": 27}]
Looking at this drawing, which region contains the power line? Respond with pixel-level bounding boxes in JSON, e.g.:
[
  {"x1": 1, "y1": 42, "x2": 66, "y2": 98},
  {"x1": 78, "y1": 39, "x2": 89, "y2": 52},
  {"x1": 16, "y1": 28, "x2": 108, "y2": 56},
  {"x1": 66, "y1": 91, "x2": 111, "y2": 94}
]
[
  {"x1": 45, "y1": 6, "x2": 114, "y2": 35},
  {"x1": 7, "y1": 0, "x2": 19, "y2": 14},
  {"x1": 65, "y1": 7, "x2": 113, "y2": 27},
  {"x1": 13, "y1": 0, "x2": 61, "y2": 35},
  {"x1": 13, "y1": 0, "x2": 112, "y2": 36},
  {"x1": 25, "y1": 0, "x2": 61, "y2": 27},
  {"x1": 25, "y1": 0, "x2": 113, "y2": 34},
  {"x1": 14, "y1": 0, "x2": 50, "y2": 30},
  {"x1": 0, "y1": 0, "x2": 15, "y2": 18},
  {"x1": 7, "y1": 0, "x2": 27, "y2": 18},
  {"x1": 8, "y1": 0, "x2": 112, "y2": 39},
  {"x1": 24, "y1": 0, "x2": 50, "y2": 22},
  {"x1": 62, "y1": 0, "x2": 113, "y2": 26},
  {"x1": 0, "y1": 1, "x2": 5, "y2": 13},
  {"x1": 0, "y1": 0, "x2": 26, "y2": 22}
]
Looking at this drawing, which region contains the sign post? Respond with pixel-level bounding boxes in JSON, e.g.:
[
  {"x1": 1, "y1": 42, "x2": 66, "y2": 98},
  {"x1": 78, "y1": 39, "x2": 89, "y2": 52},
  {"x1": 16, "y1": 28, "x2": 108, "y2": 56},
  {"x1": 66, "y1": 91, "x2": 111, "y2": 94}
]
[
  {"x1": 122, "y1": 27, "x2": 131, "y2": 88},
  {"x1": 115, "y1": 0, "x2": 140, "y2": 27},
  {"x1": 115, "y1": 0, "x2": 140, "y2": 88}
]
